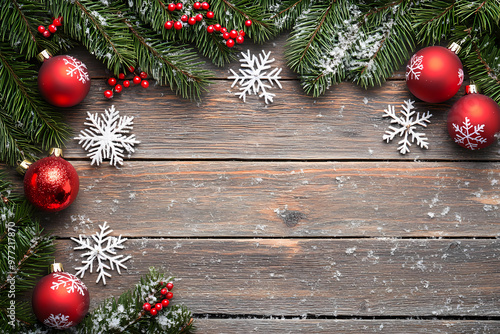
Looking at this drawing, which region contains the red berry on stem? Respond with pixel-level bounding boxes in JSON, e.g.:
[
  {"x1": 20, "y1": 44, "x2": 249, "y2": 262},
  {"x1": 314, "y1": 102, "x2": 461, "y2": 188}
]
[
  {"x1": 164, "y1": 21, "x2": 173, "y2": 29},
  {"x1": 161, "y1": 288, "x2": 168, "y2": 295},
  {"x1": 162, "y1": 299, "x2": 170, "y2": 307},
  {"x1": 114, "y1": 84, "x2": 123, "y2": 93},
  {"x1": 176, "y1": 2, "x2": 183, "y2": 10},
  {"x1": 181, "y1": 15, "x2": 188, "y2": 22},
  {"x1": 174, "y1": 21, "x2": 183, "y2": 30},
  {"x1": 129, "y1": 66, "x2": 135, "y2": 72},
  {"x1": 207, "y1": 25, "x2": 214, "y2": 33},
  {"x1": 196, "y1": 14, "x2": 203, "y2": 22},
  {"x1": 206, "y1": 11, "x2": 214, "y2": 19},
  {"x1": 104, "y1": 90, "x2": 113, "y2": 99},
  {"x1": 53, "y1": 18, "x2": 62, "y2": 27},
  {"x1": 42, "y1": 30, "x2": 51, "y2": 38},
  {"x1": 133, "y1": 76, "x2": 141, "y2": 84},
  {"x1": 193, "y1": 2, "x2": 201, "y2": 9},
  {"x1": 168, "y1": 3, "x2": 175, "y2": 11},
  {"x1": 143, "y1": 302, "x2": 152, "y2": 311},
  {"x1": 213, "y1": 24, "x2": 221, "y2": 31},
  {"x1": 166, "y1": 282, "x2": 174, "y2": 290},
  {"x1": 201, "y1": 2, "x2": 209, "y2": 10},
  {"x1": 140, "y1": 71, "x2": 147, "y2": 79},
  {"x1": 150, "y1": 308, "x2": 158, "y2": 316},
  {"x1": 239, "y1": 30, "x2": 245, "y2": 37},
  {"x1": 118, "y1": 73, "x2": 125, "y2": 79},
  {"x1": 245, "y1": 20, "x2": 252, "y2": 27},
  {"x1": 155, "y1": 303, "x2": 163, "y2": 311},
  {"x1": 221, "y1": 27, "x2": 227, "y2": 33},
  {"x1": 236, "y1": 35, "x2": 244, "y2": 44},
  {"x1": 229, "y1": 30, "x2": 238, "y2": 38},
  {"x1": 107, "y1": 77, "x2": 117, "y2": 86},
  {"x1": 188, "y1": 17, "x2": 196, "y2": 25},
  {"x1": 48, "y1": 24, "x2": 57, "y2": 33},
  {"x1": 141, "y1": 80, "x2": 149, "y2": 88},
  {"x1": 58, "y1": 16, "x2": 63, "y2": 23},
  {"x1": 222, "y1": 32, "x2": 230, "y2": 40},
  {"x1": 166, "y1": 292, "x2": 174, "y2": 300},
  {"x1": 226, "y1": 39, "x2": 235, "y2": 48},
  {"x1": 123, "y1": 80, "x2": 130, "y2": 88},
  {"x1": 38, "y1": 25, "x2": 46, "y2": 33}
]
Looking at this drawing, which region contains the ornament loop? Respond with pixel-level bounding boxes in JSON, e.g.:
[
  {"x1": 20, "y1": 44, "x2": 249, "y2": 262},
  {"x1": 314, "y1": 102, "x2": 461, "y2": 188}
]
[
  {"x1": 448, "y1": 42, "x2": 461, "y2": 55},
  {"x1": 49, "y1": 147, "x2": 64, "y2": 158},
  {"x1": 50, "y1": 262, "x2": 64, "y2": 273},
  {"x1": 37, "y1": 49, "x2": 52, "y2": 62},
  {"x1": 16, "y1": 159, "x2": 33, "y2": 175},
  {"x1": 465, "y1": 84, "x2": 480, "y2": 95}
]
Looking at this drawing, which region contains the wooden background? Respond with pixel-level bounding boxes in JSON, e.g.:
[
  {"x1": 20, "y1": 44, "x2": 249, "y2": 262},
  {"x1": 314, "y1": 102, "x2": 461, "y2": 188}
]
[{"x1": 33, "y1": 34, "x2": 500, "y2": 332}]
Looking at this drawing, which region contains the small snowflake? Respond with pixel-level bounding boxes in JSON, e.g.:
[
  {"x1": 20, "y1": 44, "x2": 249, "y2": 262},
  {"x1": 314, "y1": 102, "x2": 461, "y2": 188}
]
[
  {"x1": 229, "y1": 50, "x2": 282, "y2": 104},
  {"x1": 63, "y1": 56, "x2": 90, "y2": 84},
  {"x1": 406, "y1": 54, "x2": 424, "y2": 80},
  {"x1": 51, "y1": 272, "x2": 88, "y2": 296},
  {"x1": 71, "y1": 221, "x2": 131, "y2": 285},
  {"x1": 458, "y1": 68, "x2": 464, "y2": 86},
  {"x1": 452, "y1": 117, "x2": 487, "y2": 150},
  {"x1": 74, "y1": 105, "x2": 140, "y2": 167},
  {"x1": 382, "y1": 100, "x2": 432, "y2": 154},
  {"x1": 44, "y1": 313, "x2": 74, "y2": 329}
]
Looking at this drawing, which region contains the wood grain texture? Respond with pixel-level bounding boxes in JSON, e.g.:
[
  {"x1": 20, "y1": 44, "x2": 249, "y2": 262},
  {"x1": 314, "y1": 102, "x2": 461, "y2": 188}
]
[
  {"x1": 40, "y1": 161, "x2": 500, "y2": 237},
  {"x1": 56, "y1": 239, "x2": 500, "y2": 317}
]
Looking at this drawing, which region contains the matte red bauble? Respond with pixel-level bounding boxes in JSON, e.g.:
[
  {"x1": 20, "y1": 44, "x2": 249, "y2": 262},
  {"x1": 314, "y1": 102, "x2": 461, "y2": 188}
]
[
  {"x1": 32, "y1": 263, "x2": 89, "y2": 329},
  {"x1": 37, "y1": 50, "x2": 91, "y2": 107},
  {"x1": 406, "y1": 44, "x2": 463, "y2": 103},
  {"x1": 23, "y1": 149, "x2": 79, "y2": 212},
  {"x1": 447, "y1": 85, "x2": 500, "y2": 150}
]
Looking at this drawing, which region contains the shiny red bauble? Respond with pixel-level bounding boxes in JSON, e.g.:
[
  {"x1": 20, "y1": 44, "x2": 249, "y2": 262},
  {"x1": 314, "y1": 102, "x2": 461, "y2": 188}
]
[
  {"x1": 447, "y1": 90, "x2": 500, "y2": 150},
  {"x1": 406, "y1": 46, "x2": 463, "y2": 103},
  {"x1": 38, "y1": 54, "x2": 91, "y2": 107},
  {"x1": 32, "y1": 270, "x2": 90, "y2": 329},
  {"x1": 24, "y1": 155, "x2": 79, "y2": 212}
]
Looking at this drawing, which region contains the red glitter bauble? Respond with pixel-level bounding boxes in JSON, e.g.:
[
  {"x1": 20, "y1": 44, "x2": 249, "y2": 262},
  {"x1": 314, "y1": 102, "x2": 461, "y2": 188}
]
[
  {"x1": 447, "y1": 88, "x2": 500, "y2": 150},
  {"x1": 38, "y1": 54, "x2": 91, "y2": 107},
  {"x1": 405, "y1": 46, "x2": 463, "y2": 103},
  {"x1": 24, "y1": 155, "x2": 79, "y2": 212},
  {"x1": 32, "y1": 270, "x2": 90, "y2": 329}
]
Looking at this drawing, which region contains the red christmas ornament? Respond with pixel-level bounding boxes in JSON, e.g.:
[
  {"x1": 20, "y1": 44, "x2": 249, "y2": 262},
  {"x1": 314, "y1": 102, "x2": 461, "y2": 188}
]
[
  {"x1": 405, "y1": 43, "x2": 463, "y2": 103},
  {"x1": 32, "y1": 263, "x2": 90, "y2": 329},
  {"x1": 21, "y1": 149, "x2": 79, "y2": 212},
  {"x1": 37, "y1": 50, "x2": 91, "y2": 107},
  {"x1": 447, "y1": 85, "x2": 500, "y2": 150}
]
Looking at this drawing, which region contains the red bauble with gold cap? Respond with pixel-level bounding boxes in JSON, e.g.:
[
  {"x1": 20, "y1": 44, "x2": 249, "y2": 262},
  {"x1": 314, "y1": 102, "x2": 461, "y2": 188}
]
[
  {"x1": 32, "y1": 263, "x2": 90, "y2": 329},
  {"x1": 37, "y1": 50, "x2": 91, "y2": 107},
  {"x1": 406, "y1": 44, "x2": 464, "y2": 103}
]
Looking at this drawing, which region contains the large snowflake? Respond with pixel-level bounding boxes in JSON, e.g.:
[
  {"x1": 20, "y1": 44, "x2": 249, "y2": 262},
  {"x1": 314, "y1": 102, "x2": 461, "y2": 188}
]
[
  {"x1": 44, "y1": 313, "x2": 74, "y2": 329},
  {"x1": 51, "y1": 272, "x2": 88, "y2": 296},
  {"x1": 406, "y1": 54, "x2": 424, "y2": 80},
  {"x1": 71, "y1": 221, "x2": 131, "y2": 285},
  {"x1": 64, "y1": 56, "x2": 90, "y2": 84},
  {"x1": 382, "y1": 100, "x2": 433, "y2": 154},
  {"x1": 228, "y1": 50, "x2": 282, "y2": 104},
  {"x1": 452, "y1": 116, "x2": 487, "y2": 150},
  {"x1": 74, "y1": 105, "x2": 140, "y2": 167}
]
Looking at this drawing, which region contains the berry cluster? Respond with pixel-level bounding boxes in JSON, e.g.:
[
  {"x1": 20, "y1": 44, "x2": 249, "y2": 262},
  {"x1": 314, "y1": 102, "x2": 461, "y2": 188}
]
[
  {"x1": 142, "y1": 282, "x2": 174, "y2": 316},
  {"x1": 104, "y1": 66, "x2": 149, "y2": 99},
  {"x1": 207, "y1": 25, "x2": 249, "y2": 48},
  {"x1": 37, "y1": 16, "x2": 63, "y2": 38}
]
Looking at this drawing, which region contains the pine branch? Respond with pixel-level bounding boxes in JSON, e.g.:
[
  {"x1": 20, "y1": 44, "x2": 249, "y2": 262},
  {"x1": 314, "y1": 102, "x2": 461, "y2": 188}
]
[
  {"x1": 0, "y1": 109, "x2": 40, "y2": 166},
  {"x1": 268, "y1": 0, "x2": 314, "y2": 33},
  {"x1": 412, "y1": 1, "x2": 457, "y2": 45}
]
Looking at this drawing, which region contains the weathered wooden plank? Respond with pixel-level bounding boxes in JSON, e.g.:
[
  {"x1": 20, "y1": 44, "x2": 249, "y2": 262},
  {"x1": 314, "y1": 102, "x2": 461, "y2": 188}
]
[
  {"x1": 56, "y1": 239, "x2": 500, "y2": 317},
  {"x1": 195, "y1": 319, "x2": 500, "y2": 333},
  {"x1": 40, "y1": 161, "x2": 500, "y2": 237}
]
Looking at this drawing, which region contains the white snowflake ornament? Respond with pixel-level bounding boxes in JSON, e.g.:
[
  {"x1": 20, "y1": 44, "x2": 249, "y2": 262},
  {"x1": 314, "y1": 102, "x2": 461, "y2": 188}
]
[
  {"x1": 382, "y1": 100, "x2": 432, "y2": 154},
  {"x1": 451, "y1": 117, "x2": 487, "y2": 150},
  {"x1": 63, "y1": 56, "x2": 90, "y2": 84},
  {"x1": 71, "y1": 222, "x2": 131, "y2": 285},
  {"x1": 75, "y1": 105, "x2": 140, "y2": 167},
  {"x1": 229, "y1": 50, "x2": 282, "y2": 104},
  {"x1": 44, "y1": 313, "x2": 74, "y2": 330}
]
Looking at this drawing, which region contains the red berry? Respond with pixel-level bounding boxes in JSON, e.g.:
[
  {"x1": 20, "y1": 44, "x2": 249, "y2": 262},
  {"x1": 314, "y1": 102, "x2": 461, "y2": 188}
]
[
  {"x1": 143, "y1": 302, "x2": 152, "y2": 311},
  {"x1": 161, "y1": 288, "x2": 168, "y2": 295},
  {"x1": 221, "y1": 27, "x2": 227, "y2": 33},
  {"x1": 58, "y1": 16, "x2": 63, "y2": 23},
  {"x1": 53, "y1": 18, "x2": 62, "y2": 27},
  {"x1": 181, "y1": 15, "x2": 188, "y2": 22},
  {"x1": 141, "y1": 80, "x2": 149, "y2": 88},
  {"x1": 213, "y1": 24, "x2": 221, "y2": 31},
  {"x1": 155, "y1": 303, "x2": 163, "y2": 311},
  {"x1": 206, "y1": 11, "x2": 214, "y2": 19},
  {"x1": 140, "y1": 71, "x2": 147, "y2": 79},
  {"x1": 108, "y1": 77, "x2": 117, "y2": 86},
  {"x1": 168, "y1": 3, "x2": 175, "y2": 11},
  {"x1": 166, "y1": 292, "x2": 174, "y2": 300},
  {"x1": 245, "y1": 20, "x2": 252, "y2": 27},
  {"x1": 201, "y1": 2, "x2": 209, "y2": 10},
  {"x1": 123, "y1": 80, "x2": 130, "y2": 88},
  {"x1": 174, "y1": 21, "x2": 183, "y2": 30},
  {"x1": 150, "y1": 308, "x2": 157, "y2": 316},
  {"x1": 129, "y1": 66, "x2": 135, "y2": 72},
  {"x1": 239, "y1": 30, "x2": 245, "y2": 37},
  {"x1": 229, "y1": 30, "x2": 238, "y2": 38},
  {"x1": 133, "y1": 76, "x2": 141, "y2": 84},
  {"x1": 37, "y1": 25, "x2": 46, "y2": 33},
  {"x1": 188, "y1": 17, "x2": 196, "y2": 25},
  {"x1": 104, "y1": 90, "x2": 113, "y2": 99},
  {"x1": 193, "y1": 2, "x2": 201, "y2": 9},
  {"x1": 42, "y1": 30, "x2": 51, "y2": 38},
  {"x1": 236, "y1": 35, "x2": 244, "y2": 44},
  {"x1": 162, "y1": 299, "x2": 170, "y2": 307},
  {"x1": 118, "y1": 73, "x2": 125, "y2": 79},
  {"x1": 164, "y1": 21, "x2": 173, "y2": 29},
  {"x1": 226, "y1": 39, "x2": 235, "y2": 48},
  {"x1": 176, "y1": 3, "x2": 183, "y2": 10},
  {"x1": 222, "y1": 32, "x2": 230, "y2": 40},
  {"x1": 207, "y1": 25, "x2": 214, "y2": 33},
  {"x1": 196, "y1": 14, "x2": 203, "y2": 22},
  {"x1": 166, "y1": 282, "x2": 174, "y2": 290},
  {"x1": 48, "y1": 24, "x2": 57, "y2": 33},
  {"x1": 114, "y1": 84, "x2": 123, "y2": 93}
]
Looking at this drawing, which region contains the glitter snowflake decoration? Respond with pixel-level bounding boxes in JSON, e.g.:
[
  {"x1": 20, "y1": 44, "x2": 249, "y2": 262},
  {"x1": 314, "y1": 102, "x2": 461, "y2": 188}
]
[
  {"x1": 406, "y1": 54, "x2": 424, "y2": 80},
  {"x1": 71, "y1": 222, "x2": 131, "y2": 285},
  {"x1": 44, "y1": 313, "x2": 74, "y2": 329},
  {"x1": 51, "y1": 272, "x2": 88, "y2": 296},
  {"x1": 382, "y1": 100, "x2": 432, "y2": 154},
  {"x1": 452, "y1": 117, "x2": 487, "y2": 150},
  {"x1": 229, "y1": 50, "x2": 282, "y2": 104},
  {"x1": 74, "y1": 105, "x2": 140, "y2": 167},
  {"x1": 63, "y1": 56, "x2": 89, "y2": 84},
  {"x1": 458, "y1": 68, "x2": 464, "y2": 86}
]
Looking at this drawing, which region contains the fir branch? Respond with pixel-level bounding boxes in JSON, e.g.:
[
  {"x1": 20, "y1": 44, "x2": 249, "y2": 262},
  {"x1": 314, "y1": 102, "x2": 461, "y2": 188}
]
[
  {"x1": 412, "y1": 0, "x2": 457, "y2": 45},
  {"x1": 455, "y1": 0, "x2": 500, "y2": 34},
  {"x1": 269, "y1": 0, "x2": 314, "y2": 33},
  {"x1": 0, "y1": 109, "x2": 39, "y2": 167}
]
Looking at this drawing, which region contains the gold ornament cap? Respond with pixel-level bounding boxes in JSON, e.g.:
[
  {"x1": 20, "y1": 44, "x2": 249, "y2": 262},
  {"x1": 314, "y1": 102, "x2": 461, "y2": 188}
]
[
  {"x1": 466, "y1": 84, "x2": 479, "y2": 95},
  {"x1": 50, "y1": 263, "x2": 64, "y2": 273},
  {"x1": 448, "y1": 42, "x2": 461, "y2": 55},
  {"x1": 37, "y1": 49, "x2": 52, "y2": 62},
  {"x1": 16, "y1": 159, "x2": 33, "y2": 176},
  {"x1": 49, "y1": 148, "x2": 64, "y2": 158}
]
